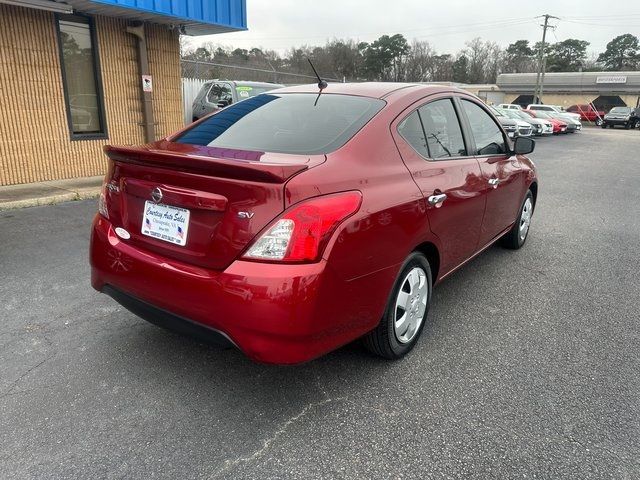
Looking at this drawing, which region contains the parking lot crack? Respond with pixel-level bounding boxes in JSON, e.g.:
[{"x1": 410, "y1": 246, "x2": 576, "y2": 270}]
[
  {"x1": 0, "y1": 354, "x2": 54, "y2": 401},
  {"x1": 211, "y1": 395, "x2": 347, "y2": 478}
]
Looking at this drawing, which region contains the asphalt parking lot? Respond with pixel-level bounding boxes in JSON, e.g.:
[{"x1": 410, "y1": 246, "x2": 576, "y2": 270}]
[{"x1": 1, "y1": 127, "x2": 639, "y2": 479}]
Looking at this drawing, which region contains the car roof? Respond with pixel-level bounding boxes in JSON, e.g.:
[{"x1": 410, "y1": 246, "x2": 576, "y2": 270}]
[{"x1": 270, "y1": 82, "x2": 461, "y2": 99}]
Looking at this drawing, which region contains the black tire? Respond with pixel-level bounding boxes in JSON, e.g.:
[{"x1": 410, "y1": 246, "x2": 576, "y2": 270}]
[
  {"x1": 363, "y1": 252, "x2": 432, "y2": 360},
  {"x1": 595, "y1": 118, "x2": 603, "y2": 126},
  {"x1": 601, "y1": 123, "x2": 607, "y2": 129},
  {"x1": 634, "y1": 120, "x2": 640, "y2": 129},
  {"x1": 501, "y1": 190, "x2": 534, "y2": 250},
  {"x1": 625, "y1": 122, "x2": 631, "y2": 130}
]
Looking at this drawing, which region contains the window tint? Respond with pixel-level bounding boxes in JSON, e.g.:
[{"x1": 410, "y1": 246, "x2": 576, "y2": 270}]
[
  {"x1": 56, "y1": 14, "x2": 106, "y2": 137},
  {"x1": 176, "y1": 93, "x2": 385, "y2": 155},
  {"x1": 418, "y1": 99, "x2": 466, "y2": 158},
  {"x1": 207, "y1": 83, "x2": 233, "y2": 105},
  {"x1": 236, "y1": 85, "x2": 279, "y2": 99},
  {"x1": 398, "y1": 111, "x2": 429, "y2": 157},
  {"x1": 461, "y1": 100, "x2": 507, "y2": 156}
]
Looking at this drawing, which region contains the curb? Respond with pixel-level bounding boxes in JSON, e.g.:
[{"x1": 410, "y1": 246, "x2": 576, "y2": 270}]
[{"x1": 0, "y1": 188, "x2": 100, "y2": 211}]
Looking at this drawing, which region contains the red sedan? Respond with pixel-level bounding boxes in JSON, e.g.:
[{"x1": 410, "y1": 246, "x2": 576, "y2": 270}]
[
  {"x1": 523, "y1": 109, "x2": 567, "y2": 134},
  {"x1": 90, "y1": 83, "x2": 538, "y2": 364}
]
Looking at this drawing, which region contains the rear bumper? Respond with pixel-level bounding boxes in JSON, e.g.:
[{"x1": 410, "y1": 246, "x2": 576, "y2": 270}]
[{"x1": 90, "y1": 215, "x2": 388, "y2": 364}]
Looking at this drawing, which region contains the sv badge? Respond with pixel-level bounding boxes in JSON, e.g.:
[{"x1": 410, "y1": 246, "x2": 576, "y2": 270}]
[{"x1": 237, "y1": 212, "x2": 255, "y2": 219}]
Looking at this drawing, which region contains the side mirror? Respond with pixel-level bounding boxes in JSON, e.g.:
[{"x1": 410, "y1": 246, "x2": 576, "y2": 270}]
[
  {"x1": 217, "y1": 100, "x2": 230, "y2": 108},
  {"x1": 513, "y1": 136, "x2": 535, "y2": 155}
]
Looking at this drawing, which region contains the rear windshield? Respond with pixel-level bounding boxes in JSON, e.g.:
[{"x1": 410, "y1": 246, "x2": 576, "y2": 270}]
[{"x1": 176, "y1": 93, "x2": 385, "y2": 155}]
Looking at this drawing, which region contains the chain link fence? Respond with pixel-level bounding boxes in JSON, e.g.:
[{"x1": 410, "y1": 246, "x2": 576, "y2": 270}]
[{"x1": 181, "y1": 59, "x2": 343, "y2": 84}]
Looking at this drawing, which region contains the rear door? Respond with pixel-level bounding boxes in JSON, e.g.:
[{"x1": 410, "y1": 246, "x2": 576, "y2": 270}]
[
  {"x1": 458, "y1": 98, "x2": 526, "y2": 247},
  {"x1": 393, "y1": 96, "x2": 486, "y2": 274}
]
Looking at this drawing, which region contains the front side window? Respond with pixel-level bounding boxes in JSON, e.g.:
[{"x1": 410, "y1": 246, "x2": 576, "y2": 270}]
[
  {"x1": 418, "y1": 99, "x2": 466, "y2": 158},
  {"x1": 461, "y1": 100, "x2": 507, "y2": 156},
  {"x1": 56, "y1": 14, "x2": 106, "y2": 138},
  {"x1": 398, "y1": 111, "x2": 429, "y2": 158},
  {"x1": 207, "y1": 83, "x2": 233, "y2": 105},
  {"x1": 176, "y1": 93, "x2": 385, "y2": 155}
]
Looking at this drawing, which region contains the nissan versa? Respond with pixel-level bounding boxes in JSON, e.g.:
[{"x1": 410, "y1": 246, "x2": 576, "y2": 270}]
[{"x1": 90, "y1": 83, "x2": 538, "y2": 364}]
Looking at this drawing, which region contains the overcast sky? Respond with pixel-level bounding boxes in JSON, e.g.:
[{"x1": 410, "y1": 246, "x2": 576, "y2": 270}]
[{"x1": 187, "y1": 0, "x2": 640, "y2": 57}]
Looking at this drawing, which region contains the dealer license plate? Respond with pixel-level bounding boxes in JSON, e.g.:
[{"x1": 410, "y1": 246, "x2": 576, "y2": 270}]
[{"x1": 141, "y1": 201, "x2": 190, "y2": 246}]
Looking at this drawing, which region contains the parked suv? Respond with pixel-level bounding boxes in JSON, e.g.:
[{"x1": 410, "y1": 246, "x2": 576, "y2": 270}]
[
  {"x1": 91, "y1": 84, "x2": 537, "y2": 364},
  {"x1": 602, "y1": 106, "x2": 640, "y2": 129},
  {"x1": 191, "y1": 80, "x2": 284, "y2": 121}
]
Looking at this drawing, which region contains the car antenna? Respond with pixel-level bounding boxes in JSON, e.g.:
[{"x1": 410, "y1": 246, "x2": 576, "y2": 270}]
[{"x1": 307, "y1": 57, "x2": 327, "y2": 106}]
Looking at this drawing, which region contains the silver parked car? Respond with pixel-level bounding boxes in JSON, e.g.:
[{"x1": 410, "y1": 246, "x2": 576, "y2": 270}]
[
  {"x1": 499, "y1": 108, "x2": 553, "y2": 136},
  {"x1": 191, "y1": 80, "x2": 285, "y2": 121}
]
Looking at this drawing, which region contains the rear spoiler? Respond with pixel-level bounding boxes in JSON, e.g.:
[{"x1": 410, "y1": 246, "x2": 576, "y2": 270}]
[{"x1": 103, "y1": 145, "x2": 309, "y2": 184}]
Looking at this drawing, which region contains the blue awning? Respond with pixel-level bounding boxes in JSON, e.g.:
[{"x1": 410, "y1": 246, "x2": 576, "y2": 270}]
[{"x1": 60, "y1": 0, "x2": 246, "y2": 35}]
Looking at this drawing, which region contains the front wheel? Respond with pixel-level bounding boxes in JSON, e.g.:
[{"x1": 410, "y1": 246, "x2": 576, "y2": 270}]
[
  {"x1": 363, "y1": 253, "x2": 432, "y2": 360},
  {"x1": 634, "y1": 120, "x2": 640, "y2": 129},
  {"x1": 501, "y1": 190, "x2": 534, "y2": 250}
]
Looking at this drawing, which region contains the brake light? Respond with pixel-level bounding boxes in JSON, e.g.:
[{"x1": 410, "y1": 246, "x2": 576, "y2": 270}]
[
  {"x1": 243, "y1": 191, "x2": 362, "y2": 263},
  {"x1": 97, "y1": 181, "x2": 109, "y2": 219}
]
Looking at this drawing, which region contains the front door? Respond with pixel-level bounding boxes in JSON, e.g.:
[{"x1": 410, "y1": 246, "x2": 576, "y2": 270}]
[
  {"x1": 394, "y1": 97, "x2": 486, "y2": 275},
  {"x1": 459, "y1": 99, "x2": 526, "y2": 247}
]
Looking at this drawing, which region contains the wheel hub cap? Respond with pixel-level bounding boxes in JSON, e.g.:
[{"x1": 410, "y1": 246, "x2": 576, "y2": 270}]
[
  {"x1": 394, "y1": 267, "x2": 428, "y2": 344},
  {"x1": 519, "y1": 198, "x2": 533, "y2": 241}
]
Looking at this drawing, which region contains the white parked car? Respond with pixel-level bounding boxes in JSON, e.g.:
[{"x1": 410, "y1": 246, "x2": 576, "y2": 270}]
[
  {"x1": 498, "y1": 104, "x2": 523, "y2": 111},
  {"x1": 527, "y1": 104, "x2": 581, "y2": 121}
]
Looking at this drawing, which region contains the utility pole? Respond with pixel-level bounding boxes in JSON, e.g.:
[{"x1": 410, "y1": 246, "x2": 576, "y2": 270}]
[{"x1": 533, "y1": 14, "x2": 558, "y2": 104}]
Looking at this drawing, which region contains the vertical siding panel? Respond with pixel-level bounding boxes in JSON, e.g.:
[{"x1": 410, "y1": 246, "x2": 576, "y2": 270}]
[{"x1": 0, "y1": 5, "x2": 182, "y2": 186}]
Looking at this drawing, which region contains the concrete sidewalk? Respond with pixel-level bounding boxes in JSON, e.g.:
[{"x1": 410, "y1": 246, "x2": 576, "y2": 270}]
[{"x1": 0, "y1": 176, "x2": 103, "y2": 211}]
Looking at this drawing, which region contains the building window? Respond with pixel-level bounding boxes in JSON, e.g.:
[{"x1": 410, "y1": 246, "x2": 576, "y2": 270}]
[{"x1": 56, "y1": 14, "x2": 107, "y2": 139}]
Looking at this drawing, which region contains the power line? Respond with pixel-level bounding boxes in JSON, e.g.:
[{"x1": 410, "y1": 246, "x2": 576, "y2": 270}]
[{"x1": 211, "y1": 16, "x2": 536, "y2": 42}]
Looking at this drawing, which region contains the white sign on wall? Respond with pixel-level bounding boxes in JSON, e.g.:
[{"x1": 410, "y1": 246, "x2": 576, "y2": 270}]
[{"x1": 596, "y1": 76, "x2": 627, "y2": 84}]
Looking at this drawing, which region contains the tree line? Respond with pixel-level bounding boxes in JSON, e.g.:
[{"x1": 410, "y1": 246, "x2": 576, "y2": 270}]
[{"x1": 181, "y1": 33, "x2": 640, "y2": 84}]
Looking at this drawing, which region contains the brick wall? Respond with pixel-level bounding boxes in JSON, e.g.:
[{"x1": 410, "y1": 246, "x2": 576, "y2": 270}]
[{"x1": 0, "y1": 4, "x2": 183, "y2": 186}]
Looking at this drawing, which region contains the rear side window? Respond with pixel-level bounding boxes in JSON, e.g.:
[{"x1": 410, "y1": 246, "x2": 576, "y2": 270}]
[
  {"x1": 176, "y1": 93, "x2": 385, "y2": 155},
  {"x1": 418, "y1": 99, "x2": 466, "y2": 158},
  {"x1": 207, "y1": 83, "x2": 233, "y2": 104},
  {"x1": 398, "y1": 111, "x2": 429, "y2": 158},
  {"x1": 461, "y1": 100, "x2": 507, "y2": 156}
]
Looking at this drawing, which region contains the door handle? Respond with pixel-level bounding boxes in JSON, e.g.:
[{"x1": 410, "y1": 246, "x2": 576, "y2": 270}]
[
  {"x1": 427, "y1": 193, "x2": 447, "y2": 206},
  {"x1": 488, "y1": 178, "x2": 500, "y2": 187}
]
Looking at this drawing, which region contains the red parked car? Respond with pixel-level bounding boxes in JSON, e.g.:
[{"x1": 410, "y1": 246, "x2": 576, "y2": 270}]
[
  {"x1": 90, "y1": 83, "x2": 538, "y2": 364},
  {"x1": 523, "y1": 109, "x2": 568, "y2": 134},
  {"x1": 567, "y1": 104, "x2": 604, "y2": 125}
]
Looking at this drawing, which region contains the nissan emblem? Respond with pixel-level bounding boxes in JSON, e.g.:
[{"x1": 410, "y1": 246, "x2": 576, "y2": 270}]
[{"x1": 151, "y1": 187, "x2": 163, "y2": 204}]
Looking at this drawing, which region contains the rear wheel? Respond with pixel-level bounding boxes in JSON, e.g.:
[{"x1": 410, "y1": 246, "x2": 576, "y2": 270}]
[
  {"x1": 633, "y1": 119, "x2": 640, "y2": 129},
  {"x1": 501, "y1": 190, "x2": 533, "y2": 250},
  {"x1": 595, "y1": 118, "x2": 603, "y2": 126},
  {"x1": 363, "y1": 252, "x2": 432, "y2": 360}
]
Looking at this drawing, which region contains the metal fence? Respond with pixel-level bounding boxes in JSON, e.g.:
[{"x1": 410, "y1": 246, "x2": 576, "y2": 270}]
[{"x1": 181, "y1": 59, "x2": 343, "y2": 84}]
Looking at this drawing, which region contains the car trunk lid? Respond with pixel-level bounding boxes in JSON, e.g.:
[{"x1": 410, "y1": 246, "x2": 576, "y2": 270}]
[{"x1": 102, "y1": 141, "x2": 324, "y2": 270}]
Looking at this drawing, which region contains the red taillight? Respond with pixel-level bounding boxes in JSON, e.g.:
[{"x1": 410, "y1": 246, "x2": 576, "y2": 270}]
[{"x1": 243, "y1": 191, "x2": 362, "y2": 263}]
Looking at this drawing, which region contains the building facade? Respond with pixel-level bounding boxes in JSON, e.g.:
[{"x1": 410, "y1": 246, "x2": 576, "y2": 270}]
[
  {"x1": 497, "y1": 71, "x2": 640, "y2": 111},
  {"x1": 0, "y1": 0, "x2": 246, "y2": 186}
]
